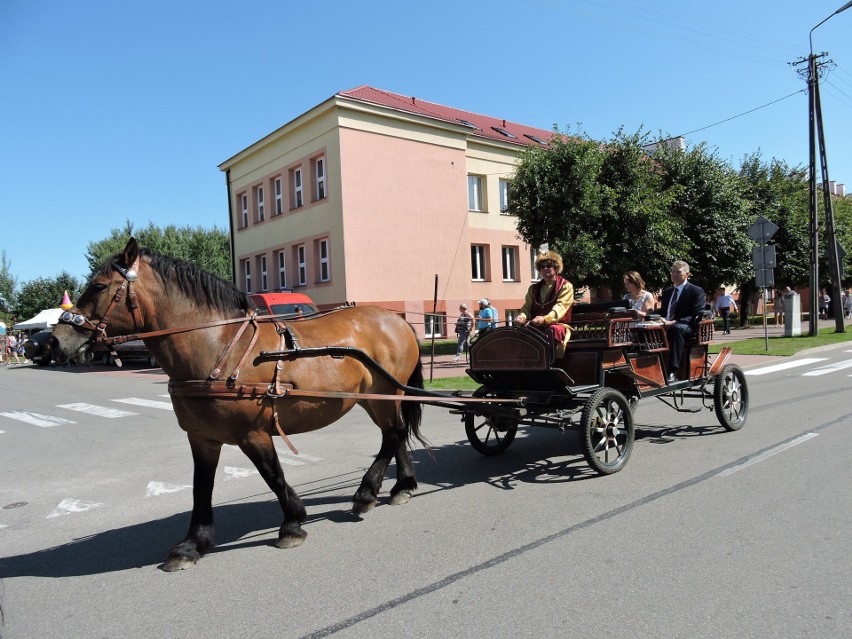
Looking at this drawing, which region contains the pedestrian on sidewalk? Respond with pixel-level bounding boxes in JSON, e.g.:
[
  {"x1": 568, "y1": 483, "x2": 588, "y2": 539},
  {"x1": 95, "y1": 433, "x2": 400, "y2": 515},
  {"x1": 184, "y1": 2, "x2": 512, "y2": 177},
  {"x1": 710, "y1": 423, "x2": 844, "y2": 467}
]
[
  {"x1": 773, "y1": 289, "x2": 785, "y2": 326},
  {"x1": 453, "y1": 304, "x2": 474, "y2": 362},
  {"x1": 714, "y1": 288, "x2": 738, "y2": 335}
]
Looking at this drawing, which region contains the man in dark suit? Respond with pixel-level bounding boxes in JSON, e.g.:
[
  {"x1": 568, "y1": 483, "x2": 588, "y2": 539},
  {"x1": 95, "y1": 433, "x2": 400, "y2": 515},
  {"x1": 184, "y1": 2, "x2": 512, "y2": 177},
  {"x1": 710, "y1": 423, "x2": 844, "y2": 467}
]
[{"x1": 660, "y1": 260, "x2": 705, "y2": 382}]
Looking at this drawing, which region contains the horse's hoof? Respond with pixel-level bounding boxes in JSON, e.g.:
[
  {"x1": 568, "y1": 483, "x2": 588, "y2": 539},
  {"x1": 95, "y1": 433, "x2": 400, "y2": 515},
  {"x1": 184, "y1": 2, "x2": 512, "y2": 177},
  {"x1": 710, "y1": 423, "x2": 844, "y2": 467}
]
[
  {"x1": 351, "y1": 499, "x2": 376, "y2": 515},
  {"x1": 389, "y1": 491, "x2": 411, "y2": 505},
  {"x1": 160, "y1": 555, "x2": 197, "y2": 572},
  {"x1": 275, "y1": 532, "x2": 307, "y2": 549}
]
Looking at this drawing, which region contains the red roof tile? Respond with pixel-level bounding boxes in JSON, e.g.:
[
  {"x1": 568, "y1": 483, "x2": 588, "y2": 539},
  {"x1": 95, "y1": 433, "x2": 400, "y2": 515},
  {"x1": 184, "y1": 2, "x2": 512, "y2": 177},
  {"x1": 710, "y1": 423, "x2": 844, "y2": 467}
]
[{"x1": 338, "y1": 85, "x2": 555, "y2": 147}]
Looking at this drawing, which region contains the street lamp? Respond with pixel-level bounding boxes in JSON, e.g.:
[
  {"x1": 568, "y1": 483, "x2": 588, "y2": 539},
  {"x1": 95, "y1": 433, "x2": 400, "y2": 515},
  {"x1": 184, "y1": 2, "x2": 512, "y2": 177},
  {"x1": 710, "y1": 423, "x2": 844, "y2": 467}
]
[{"x1": 808, "y1": 0, "x2": 852, "y2": 335}]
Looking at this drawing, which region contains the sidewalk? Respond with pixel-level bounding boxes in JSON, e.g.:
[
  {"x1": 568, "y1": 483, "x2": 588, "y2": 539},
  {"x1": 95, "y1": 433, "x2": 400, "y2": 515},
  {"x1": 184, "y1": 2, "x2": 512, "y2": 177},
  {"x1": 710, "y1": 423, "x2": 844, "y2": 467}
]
[{"x1": 422, "y1": 317, "x2": 852, "y2": 380}]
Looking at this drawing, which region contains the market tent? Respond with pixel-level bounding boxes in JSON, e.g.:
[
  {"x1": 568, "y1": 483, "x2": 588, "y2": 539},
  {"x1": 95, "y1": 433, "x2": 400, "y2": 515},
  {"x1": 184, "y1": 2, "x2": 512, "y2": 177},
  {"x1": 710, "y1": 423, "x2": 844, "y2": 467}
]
[{"x1": 14, "y1": 308, "x2": 63, "y2": 330}]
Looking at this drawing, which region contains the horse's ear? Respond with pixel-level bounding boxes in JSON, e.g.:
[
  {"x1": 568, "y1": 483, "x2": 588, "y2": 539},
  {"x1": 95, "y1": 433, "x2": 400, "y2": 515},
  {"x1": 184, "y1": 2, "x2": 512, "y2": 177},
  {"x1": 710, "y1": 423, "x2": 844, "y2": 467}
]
[{"x1": 122, "y1": 237, "x2": 139, "y2": 267}]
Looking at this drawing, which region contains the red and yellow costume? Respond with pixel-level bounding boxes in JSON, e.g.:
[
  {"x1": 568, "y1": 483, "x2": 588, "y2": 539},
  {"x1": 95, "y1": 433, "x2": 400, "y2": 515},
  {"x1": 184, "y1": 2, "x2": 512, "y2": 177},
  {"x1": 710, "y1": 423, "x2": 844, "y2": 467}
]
[{"x1": 517, "y1": 273, "x2": 574, "y2": 357}]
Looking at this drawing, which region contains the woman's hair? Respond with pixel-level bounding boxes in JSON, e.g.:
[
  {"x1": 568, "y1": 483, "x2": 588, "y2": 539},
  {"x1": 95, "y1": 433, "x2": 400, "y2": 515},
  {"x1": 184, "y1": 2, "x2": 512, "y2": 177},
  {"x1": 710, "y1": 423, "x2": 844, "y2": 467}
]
[{"x1": 623, "y1": 270, "x2": 645, "y2": 291}]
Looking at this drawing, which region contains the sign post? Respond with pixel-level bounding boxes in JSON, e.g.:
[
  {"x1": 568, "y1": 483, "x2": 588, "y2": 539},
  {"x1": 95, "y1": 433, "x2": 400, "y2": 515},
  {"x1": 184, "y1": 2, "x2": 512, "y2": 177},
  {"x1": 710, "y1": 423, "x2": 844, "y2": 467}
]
[{"x1": 748, "y1": 216, "x2": 779, "y2": 351}]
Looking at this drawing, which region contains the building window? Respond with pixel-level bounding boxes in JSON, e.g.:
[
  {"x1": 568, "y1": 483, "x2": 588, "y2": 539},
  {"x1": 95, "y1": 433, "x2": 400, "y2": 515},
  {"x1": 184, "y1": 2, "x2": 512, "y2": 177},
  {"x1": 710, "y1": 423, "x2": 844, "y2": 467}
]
[
  {"x1": 276, "y1": 250, "x2": 287, "y2": 290},
  {"x1": 258, "y1": 255, "x2": 268, "y2": 292},
  {"x1": 317, "y1": 238, "x2": 330, "y2": 282},
  {"x1": 425, "y1": 313, "x2": 446, "y2": 339},
  {"x1": 255, "y1": 185, "x2": 265, "y2": 222},
  {"x1": 239, "y1": 193, "x2": 248, "y2": 228},
  {"x1": 274, "y1": 177, "x2": 283, "y2": 215},
  {"x1": 292, "y1": 168, "x2": 303, "y2": 208},
  {"x1": 314, "y1": 156, "x2": 326, "y2": 200},
  {"x1": 502, "y1": 246, "x2": 518, "y2": 282},
  {"x1": 468, "y1": 175, "x2": 483, "y2": 212},
  {"x1": 242, "y1": 259, "x2": 251, "y2": 293},
  {"x1": 471, "y1": 245, "x2": 487, "y2": 281},
  {"x1": 505, "y1": 309, "x2": 520, "y2": 326},
  {"x1": 296, "y1": 244, "x2": 307, "y2": 285},
  {"x1": 499, "y1": 179, "x2": 511, "y2": 214}
]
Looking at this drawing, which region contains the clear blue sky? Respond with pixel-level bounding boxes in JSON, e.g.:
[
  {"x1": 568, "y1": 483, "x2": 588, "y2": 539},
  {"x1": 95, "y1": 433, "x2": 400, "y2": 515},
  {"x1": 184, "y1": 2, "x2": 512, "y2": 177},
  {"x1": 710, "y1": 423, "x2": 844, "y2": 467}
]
[{"x1": 2, "y1": 0, "x2": 851, "y2": 286}]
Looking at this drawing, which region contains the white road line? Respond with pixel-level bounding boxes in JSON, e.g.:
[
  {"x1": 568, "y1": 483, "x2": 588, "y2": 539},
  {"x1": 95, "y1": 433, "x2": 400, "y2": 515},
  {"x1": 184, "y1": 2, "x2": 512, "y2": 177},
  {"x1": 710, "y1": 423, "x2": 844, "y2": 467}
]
[
  {"x1": 744, "y1": 358, "x2": 827, "y2": 376},
  {"x1": 718, "y1": 433, "x2": 819, "y2": 477},
  {"x1": 112, "y1": 398, "x2": 174, "y2": 410},
  {"x1": 47, "y1": 498, "x2": 106, "y2": 518},
  {"x1": 0, "y1": 411, "x2": 76, "y2": 428},
  {"x1": 802, "y1": 358, "x2": 852, "y2": 376},
  {"x1": 280, "y1": 451, "x2": 322, "y2": 462},
  {"x1": 278, "y1": 456, "x2": 306, "y2": 467},
  {"x1": 223, "y1": 466, "x2": 259, "y2": 479},
  {"x1": 58, "y1": 403, "x2": 139, "y2": 418},
  {"x1": 145, "y1": 481, "x2": 192, "y2": 497}
]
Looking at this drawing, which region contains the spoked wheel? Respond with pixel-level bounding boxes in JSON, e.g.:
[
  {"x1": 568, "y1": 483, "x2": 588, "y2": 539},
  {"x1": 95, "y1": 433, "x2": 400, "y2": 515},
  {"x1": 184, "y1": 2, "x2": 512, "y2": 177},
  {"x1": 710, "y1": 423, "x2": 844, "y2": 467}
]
[
  {"x1": 580, "y1": 388, "x2": 635, "y2": 475},
  {"x1": 464, "y1": 388, "x2": 518, "y2": 456},
  {"x1": 713, "y1": 364, "x2": 748, "y2": 431}
]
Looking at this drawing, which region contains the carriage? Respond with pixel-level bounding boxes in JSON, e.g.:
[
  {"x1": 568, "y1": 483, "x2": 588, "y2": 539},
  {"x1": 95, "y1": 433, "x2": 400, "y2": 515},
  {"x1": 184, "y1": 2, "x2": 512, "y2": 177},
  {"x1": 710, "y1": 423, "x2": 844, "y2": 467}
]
[
  {"x1": 51, "y1": 239, "x2": 748, "y2": 569},
  {"x1": 455, "y1": 299, "x2": 748, "y2": 475}
]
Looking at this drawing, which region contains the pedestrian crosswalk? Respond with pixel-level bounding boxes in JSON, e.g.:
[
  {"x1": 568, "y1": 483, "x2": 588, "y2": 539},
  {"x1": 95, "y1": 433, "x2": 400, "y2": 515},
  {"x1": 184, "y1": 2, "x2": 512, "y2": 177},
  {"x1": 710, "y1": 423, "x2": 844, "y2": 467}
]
[{"x1": 745, "y1": 352, "x2": 852, "y2": 377}]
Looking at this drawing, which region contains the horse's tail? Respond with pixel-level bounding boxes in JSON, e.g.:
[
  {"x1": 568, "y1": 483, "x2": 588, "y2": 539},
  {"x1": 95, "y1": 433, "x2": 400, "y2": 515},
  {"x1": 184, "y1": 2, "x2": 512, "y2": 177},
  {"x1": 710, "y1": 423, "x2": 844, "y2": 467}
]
[{"x1": 402, "y1": 355, "x2": 428, "y2": 448}]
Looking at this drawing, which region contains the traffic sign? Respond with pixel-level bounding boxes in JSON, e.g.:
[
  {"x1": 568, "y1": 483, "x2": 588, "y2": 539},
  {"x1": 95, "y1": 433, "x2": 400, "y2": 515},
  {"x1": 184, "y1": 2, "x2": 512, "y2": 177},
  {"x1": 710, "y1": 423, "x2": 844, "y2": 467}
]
[
  {"x1": 747, "y1": 215, "x2": 779, "y2": 244},
  {"x1": 752, "y1": 244, "x2": 777, "y2": 270},
  {"x1": 756, "y1": 269, "x2": 775, "y2": 288}
]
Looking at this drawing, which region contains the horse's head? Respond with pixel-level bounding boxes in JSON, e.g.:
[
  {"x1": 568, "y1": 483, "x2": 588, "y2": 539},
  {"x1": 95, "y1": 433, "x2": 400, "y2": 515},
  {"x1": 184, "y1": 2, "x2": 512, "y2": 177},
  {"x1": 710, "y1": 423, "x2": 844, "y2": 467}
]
[{"x1": 53, "y1": 238, "x2": 150, "y2": 364}]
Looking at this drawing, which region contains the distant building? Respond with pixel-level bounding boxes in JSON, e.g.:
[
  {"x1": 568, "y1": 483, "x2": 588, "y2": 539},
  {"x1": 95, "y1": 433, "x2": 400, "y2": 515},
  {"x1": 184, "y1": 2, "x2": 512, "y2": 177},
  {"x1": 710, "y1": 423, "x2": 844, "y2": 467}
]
[{"x1": 219, "y1": 86, "x2": 557, "y2": 338}]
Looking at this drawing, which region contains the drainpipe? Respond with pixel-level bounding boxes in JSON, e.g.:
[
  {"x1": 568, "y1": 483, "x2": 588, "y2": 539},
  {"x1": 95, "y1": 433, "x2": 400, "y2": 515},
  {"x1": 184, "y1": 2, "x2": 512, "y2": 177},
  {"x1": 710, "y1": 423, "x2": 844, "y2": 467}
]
[{"x1": 224, "y1": 169, "x2": 236, "y2": 284}]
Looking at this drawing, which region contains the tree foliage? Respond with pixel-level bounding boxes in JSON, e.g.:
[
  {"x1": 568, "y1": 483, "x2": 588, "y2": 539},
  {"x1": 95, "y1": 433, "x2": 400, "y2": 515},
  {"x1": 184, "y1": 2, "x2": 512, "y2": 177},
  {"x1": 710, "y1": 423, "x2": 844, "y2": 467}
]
[
  {"x1": 0, "y1": 249, "x2": 17, "y2": 324},
  {"x1": 85, "y1": 221, "x2": 232, "y2": 280},
  {"x1": 14, "y1": 271, "x2": 82, "y2": 323}
]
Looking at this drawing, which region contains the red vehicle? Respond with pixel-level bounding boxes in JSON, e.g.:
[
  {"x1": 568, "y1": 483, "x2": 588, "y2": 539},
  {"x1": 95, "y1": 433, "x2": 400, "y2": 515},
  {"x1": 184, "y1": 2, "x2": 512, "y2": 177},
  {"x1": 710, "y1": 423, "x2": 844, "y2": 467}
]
[{"x1": 248, "y1": 292, "x2": 319, "y2": 317}]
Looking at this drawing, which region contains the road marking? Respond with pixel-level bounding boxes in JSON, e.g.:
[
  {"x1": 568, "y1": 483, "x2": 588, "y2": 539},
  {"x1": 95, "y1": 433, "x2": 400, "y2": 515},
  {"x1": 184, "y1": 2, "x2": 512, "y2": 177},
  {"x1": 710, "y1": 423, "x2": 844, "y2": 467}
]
[
  {"x1": 802, "y1": 358, "x2": 852, "y2": 376},
  {"x1": 112, "y1": 397, "x2": 174, "y2": 410},
  {"x1": 223, "y1": 466, "x2": 259, "y2": 479},
  {"x1": 145, "y1": 481, "x2": 192, "y2": 497},
  {"x1": 717, "y1": 433, "x2": 819, "y2": 477},
  {"x1": 280, "y1": 451, "x2": 321, "y2": 462},
  {"x1": 57, "y1": 403, "x2": 139, "y2": 418},
  {"x1": 0, "y1": 411, "x2": 76, "y2": 428},
  {"x1": 744, "y1": 358, "x2": 827, "y2": 376},
  {"x1": 47, "y1": 498, "x2": 106, "y2": 518}
]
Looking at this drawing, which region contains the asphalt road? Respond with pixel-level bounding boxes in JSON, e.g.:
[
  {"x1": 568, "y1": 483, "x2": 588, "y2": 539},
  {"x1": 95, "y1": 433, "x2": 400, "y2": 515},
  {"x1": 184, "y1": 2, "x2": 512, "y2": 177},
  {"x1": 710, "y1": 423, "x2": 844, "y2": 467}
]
[{"x1": 1, "y1": 349, "x2": 850, "y2": 639}]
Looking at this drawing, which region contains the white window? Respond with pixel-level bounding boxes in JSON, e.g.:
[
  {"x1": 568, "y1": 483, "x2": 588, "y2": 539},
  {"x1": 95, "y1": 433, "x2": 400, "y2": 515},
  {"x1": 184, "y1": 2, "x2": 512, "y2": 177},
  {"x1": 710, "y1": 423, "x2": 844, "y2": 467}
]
[
  {"x1": 468, "y1": 175, "x2": 483, "y2": 212},
  {"x1": 274, "y1": 177, "x2": 283, "y2": 215},
  {"x1": 277, "y1": 250, "x2": 287, "y2": 290},
  {"x1": 315, "y1": 157, "x2": 326, "y2": 200},
  {"x1": 255, "y1": 186, "x2": 265, "y2": 222},
  {"x1": 505, "y1": 309, "x2": 520, "y2": 326},
  {"x1": 499, "y1": 179, "x2": 511, "y2": 214},
  {"x1": 425, "y1": 313, "x2": 446, "y2": 339},
  {"x1": 296, "y1": 244, "x2": 307, "y2": 285},
  {"x1": 243, "y1": 259, "x2": 251, "y2": 293},
  {"x1": 239, "y1": 193, "x2": 248, "y2": 228},
  {"x1": 259, "y1": 255, "x2": 268, "y2": 292},
  {"x1": 318, "y1": 238, "x2": 330, "y2": 282},
  {"x1": 502, "y1": 246, "x2": 518, "y2": 281},
  {"x1": 293, "y1": 168, "x2": 303, "y2": 208},
  {"x1": 471, "y1": 245, "x2": 487, "y2": 281}
]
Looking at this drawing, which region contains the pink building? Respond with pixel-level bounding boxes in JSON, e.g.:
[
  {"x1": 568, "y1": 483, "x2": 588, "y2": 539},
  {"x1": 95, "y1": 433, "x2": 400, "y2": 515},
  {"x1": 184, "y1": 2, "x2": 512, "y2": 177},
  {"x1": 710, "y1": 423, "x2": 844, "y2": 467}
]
[{"x1": 219, "y1": 86, "x2": 557, "y2": 339}]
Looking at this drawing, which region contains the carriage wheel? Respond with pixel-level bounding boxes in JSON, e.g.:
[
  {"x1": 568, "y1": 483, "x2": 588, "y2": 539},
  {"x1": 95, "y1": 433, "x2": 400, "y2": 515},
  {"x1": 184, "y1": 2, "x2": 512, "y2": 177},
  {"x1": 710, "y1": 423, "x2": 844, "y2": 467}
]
[
  {"x1": 464, "y1": 388, "x2": 518, "y2": 456},
  {"x1": 580, "y1": 388, "x2": 634, "y2": 475},
  {"x1": 713, "y1": 364, "x2": 748, "y2": 431}
]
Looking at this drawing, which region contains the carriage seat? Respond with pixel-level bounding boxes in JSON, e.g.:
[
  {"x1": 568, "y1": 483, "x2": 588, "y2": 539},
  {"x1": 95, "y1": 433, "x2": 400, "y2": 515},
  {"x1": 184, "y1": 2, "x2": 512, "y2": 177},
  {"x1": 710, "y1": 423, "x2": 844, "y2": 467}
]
[{"x1": 566, "y1": 300, "x2": 634, "y2": 349}]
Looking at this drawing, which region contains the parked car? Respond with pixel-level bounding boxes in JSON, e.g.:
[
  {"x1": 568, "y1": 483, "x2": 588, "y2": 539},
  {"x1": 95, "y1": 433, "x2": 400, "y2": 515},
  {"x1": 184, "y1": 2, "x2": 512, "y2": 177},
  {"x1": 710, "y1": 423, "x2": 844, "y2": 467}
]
[
  {"x1": 23, "y1": 329, "x2": 57, "y2": 366},
  {"x1": 249, "y1": 292, "x2": 319, "y2": 317},
  {"x1": 98, "y1": 339, "x2": 158, "y2": 367}
]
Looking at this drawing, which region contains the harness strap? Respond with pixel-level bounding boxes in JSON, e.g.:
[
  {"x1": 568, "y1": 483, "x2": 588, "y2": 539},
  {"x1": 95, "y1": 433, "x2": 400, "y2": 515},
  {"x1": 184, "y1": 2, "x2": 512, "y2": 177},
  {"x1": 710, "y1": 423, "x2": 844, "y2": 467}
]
[{"x1": 208, "y1": 312, "x2": 257, "y2": 380}]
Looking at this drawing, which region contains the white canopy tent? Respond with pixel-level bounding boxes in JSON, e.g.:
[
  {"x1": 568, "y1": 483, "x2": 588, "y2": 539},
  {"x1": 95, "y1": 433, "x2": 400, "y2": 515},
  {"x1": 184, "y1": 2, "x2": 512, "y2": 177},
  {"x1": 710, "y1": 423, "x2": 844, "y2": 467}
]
[{"x1": 14, "y1": 308, "x2": 63, "y2": 330}]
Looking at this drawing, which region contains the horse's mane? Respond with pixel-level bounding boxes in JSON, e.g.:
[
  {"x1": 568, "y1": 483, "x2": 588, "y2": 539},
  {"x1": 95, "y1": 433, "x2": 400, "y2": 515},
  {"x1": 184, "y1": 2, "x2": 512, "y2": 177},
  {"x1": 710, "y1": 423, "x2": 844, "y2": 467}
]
[{"x1": 101, "y1": 248, "x2": 251, "y2": 315}]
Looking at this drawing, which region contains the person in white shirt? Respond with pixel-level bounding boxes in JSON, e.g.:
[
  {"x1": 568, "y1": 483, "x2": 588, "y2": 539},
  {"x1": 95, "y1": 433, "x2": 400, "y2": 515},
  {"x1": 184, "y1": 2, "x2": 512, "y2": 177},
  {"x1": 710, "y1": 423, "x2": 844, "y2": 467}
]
[{"x1": 714, "y1": 288, "x2": 738, "y2": 335}]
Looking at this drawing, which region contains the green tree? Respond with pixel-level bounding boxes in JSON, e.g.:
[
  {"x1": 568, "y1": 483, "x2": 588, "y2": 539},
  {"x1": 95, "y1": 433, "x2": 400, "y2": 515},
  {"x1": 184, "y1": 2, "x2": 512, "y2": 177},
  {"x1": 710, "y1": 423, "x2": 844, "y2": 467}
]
[
  {"x1": 14, "y1": 271, "x2": 82, "y2": 323},
  {"x1": 86, "y1": 221, "x2": 232, "y2": 280},
  {"x1": 655, "y1": 142, "x2": 753, "y2": 293},
  {"x1": 0, "y1": 249, "x2": 17, "y2": 325}
]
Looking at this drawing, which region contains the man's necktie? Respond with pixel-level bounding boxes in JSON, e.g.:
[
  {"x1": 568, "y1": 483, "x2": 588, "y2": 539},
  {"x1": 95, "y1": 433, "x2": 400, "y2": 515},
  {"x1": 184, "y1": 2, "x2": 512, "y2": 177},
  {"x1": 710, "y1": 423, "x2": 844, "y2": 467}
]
[{"x1": 668, "y1": 288, "x2": 680, "y2": 320}]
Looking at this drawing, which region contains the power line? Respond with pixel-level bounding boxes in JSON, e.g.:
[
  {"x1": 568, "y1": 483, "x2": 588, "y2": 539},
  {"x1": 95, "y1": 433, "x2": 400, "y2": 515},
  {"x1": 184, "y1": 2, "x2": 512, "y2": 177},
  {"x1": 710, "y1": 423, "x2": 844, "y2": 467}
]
[{"x1": 675, "y1": 90, "x2": 805, "y2": 138}]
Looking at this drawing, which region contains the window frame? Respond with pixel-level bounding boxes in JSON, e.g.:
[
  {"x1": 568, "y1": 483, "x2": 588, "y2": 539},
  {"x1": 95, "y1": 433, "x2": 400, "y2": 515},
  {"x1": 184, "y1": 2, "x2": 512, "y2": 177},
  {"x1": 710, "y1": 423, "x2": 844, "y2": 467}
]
[
  {"x1": 424, "y1": 313, "x2": 446, "y2": 339},
  {"x1": 318, "y1": 238, "x2": 330, "y2": 282},
  {"x1": 502, "y1": 246, "x2": 518, "y2": 282},
  {"x1": 239, "y1": 193, "x2": 248, "y2": 228},
  {"x1": 258, "y1": 254, "x2": 268, "y2": 292},
  {"x1": 499, "y1": 179, "x2": 511, "y2": 214},
  {"x1": 293, "y1": 168, "x2": 303, "y2": 209},
  {"x1": 315, "y1": 156, "x2": 326, "y2": 201},
  {"x1": 471, "y1": 244, "x2": 487, "y2": 281},
  {"x1": 242, "y1": 258, "x2": 252, "y2": 293},
  {"x1": 296, "y1": 244, "x2": 307, "y2": 286},
  {"x1": 277, "y1": 250, "x2": 287, "y2": 290},
  {"x1": 468, "y1": 174, "x2": 483, "y2": 212},
  {"x1": 274, "y1": 177, "x2": 283, "y2": 215},
  {"x1": 255, "y1": 185, "x2": 265, "y2": 222}
]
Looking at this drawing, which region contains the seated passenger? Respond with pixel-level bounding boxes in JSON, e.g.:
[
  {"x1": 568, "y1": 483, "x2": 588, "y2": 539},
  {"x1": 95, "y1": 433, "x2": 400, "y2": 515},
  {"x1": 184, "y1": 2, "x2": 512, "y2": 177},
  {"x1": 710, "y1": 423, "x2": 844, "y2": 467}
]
[
  {"x1": 514, "y1": 250, "x2": 574, "y2": 357},
  {"x1": 623, "y1": 270, "x2": 655, "y2": 319},
  {"x1": 660, "y1": 260, "x2": 705, "y2": 382}
]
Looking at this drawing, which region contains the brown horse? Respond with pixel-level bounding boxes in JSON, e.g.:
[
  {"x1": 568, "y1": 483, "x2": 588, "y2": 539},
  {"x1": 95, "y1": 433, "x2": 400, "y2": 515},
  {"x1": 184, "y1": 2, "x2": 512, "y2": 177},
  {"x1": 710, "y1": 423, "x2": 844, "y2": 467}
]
[{"x1": 52, "y1": 238, "x2": 426, "y2": 571}]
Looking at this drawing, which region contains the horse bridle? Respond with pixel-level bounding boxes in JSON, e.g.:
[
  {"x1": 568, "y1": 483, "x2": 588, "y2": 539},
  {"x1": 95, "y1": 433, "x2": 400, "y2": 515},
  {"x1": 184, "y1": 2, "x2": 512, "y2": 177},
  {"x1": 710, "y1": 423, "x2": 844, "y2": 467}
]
[{"x1": 58, "y1": 257, "x2": 145, "y2": 346}]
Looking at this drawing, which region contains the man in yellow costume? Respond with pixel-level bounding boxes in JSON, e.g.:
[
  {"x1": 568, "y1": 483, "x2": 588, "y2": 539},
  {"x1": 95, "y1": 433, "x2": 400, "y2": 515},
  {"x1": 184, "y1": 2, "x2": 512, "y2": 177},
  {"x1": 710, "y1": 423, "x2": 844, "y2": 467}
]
[{"x1": 514, "y1": 250, "x2": 574, "y2": 357}]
